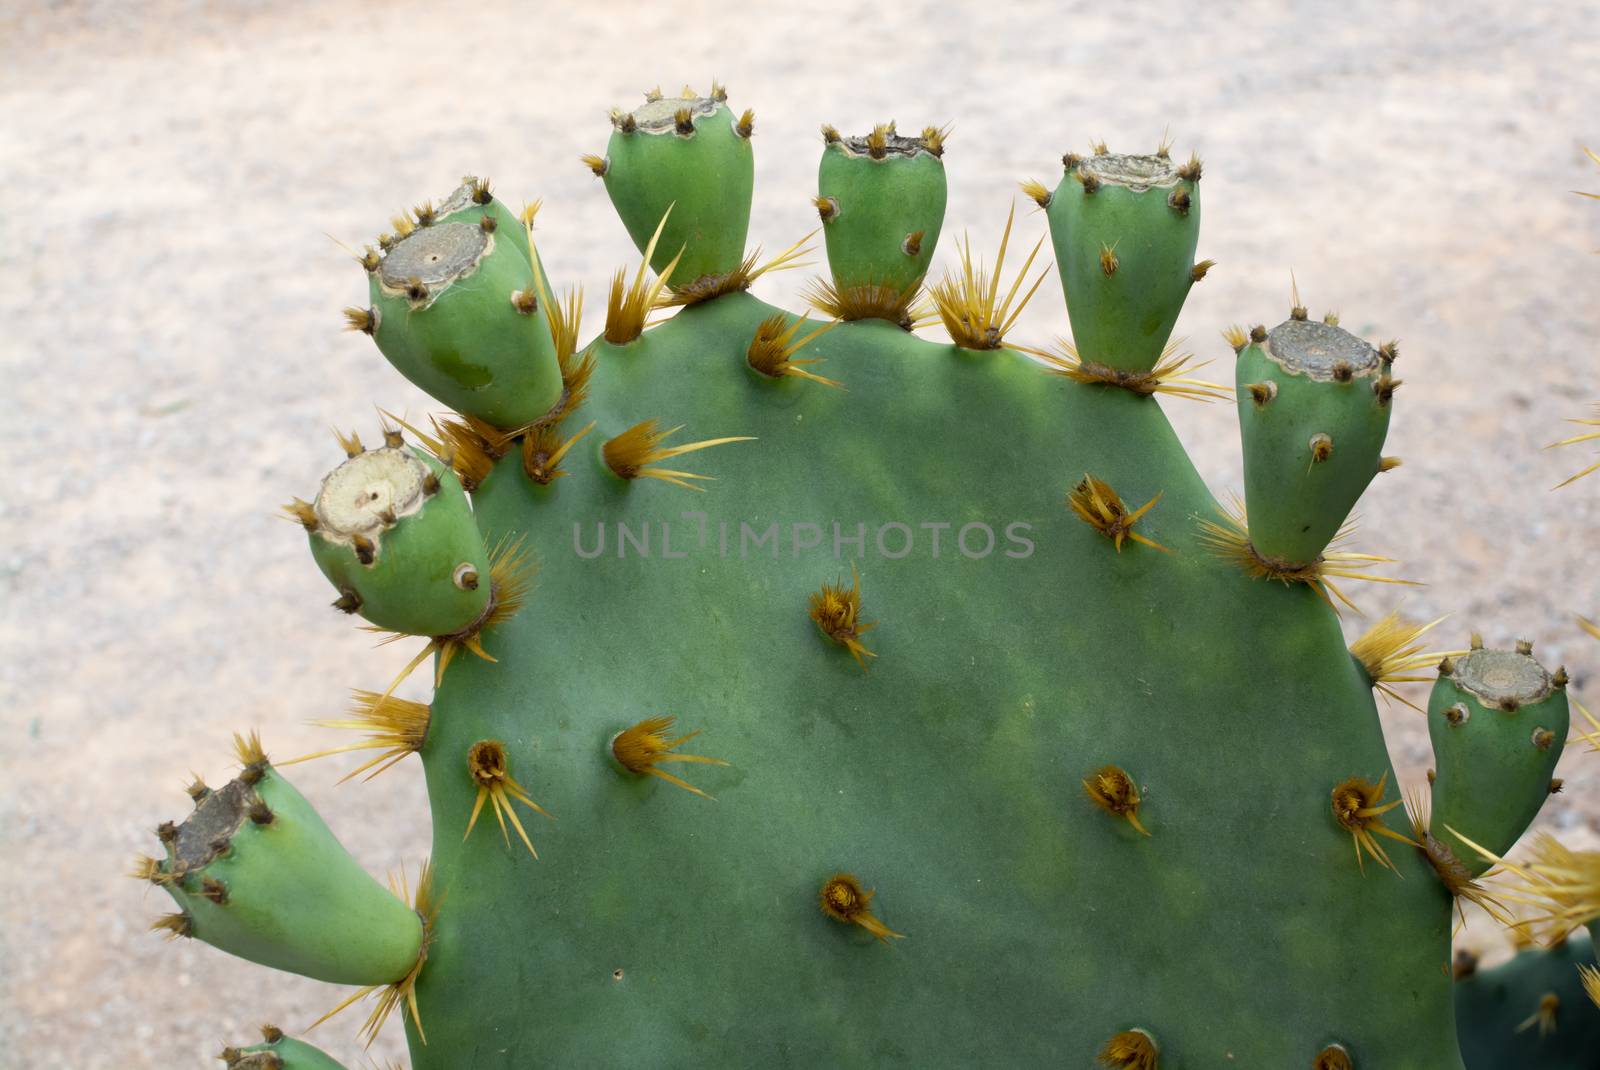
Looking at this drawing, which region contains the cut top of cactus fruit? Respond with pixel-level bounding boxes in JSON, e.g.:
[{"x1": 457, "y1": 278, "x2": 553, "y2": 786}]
[
  {"x1": 223, "y1": 1053, "x2": 281, "y2": 1070},
  {"x1": 1451, "y1": 648, "x2": 1555, "y2": 710},
  {"x1": 375, "y1": 222, "x2": 492, "y2": 308},
  {"x1": 833, "y1": 128, "x2": 941, "y2": 160},
  {"x1": 1076, "y1": 152, "x2": 1181, "y2": 191},
  {"x1": 434, "y1": 178, "x2": 484, "y2": 220},
  {"x1": 313, "y1": 446, "x2": 429, "y2": 548},
  {"x1": 1262, "y1": 318, "x2": 1382, "y2": 381},
  {"x1": 170, "y1": 778, "x2": 256, "y2": 874},
  {"x1": 627, "y1": 95, "x2": 720, "y2": 133}
]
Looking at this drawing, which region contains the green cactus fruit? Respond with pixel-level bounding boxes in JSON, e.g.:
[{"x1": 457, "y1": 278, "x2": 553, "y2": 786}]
[
  {"x1": 1428, "y1": 640, "x2": 1570, "y2": 877},
  {"x1": 297, "y1": 439, "x2": 490, "y2": 638},
  {"x1": 150, "y1": 737, "x2": 423, "y2": 986},
  {"x1": 1235, "y1": 317, "x2": 1397, "y2": 566},
  {"x1": 1046, "y1": 149, "x2": 1202, "y2": 372},
  {"x1": 360, "y1": 189, "x2": 563, "y2": 429},
  {"x1": 596, "y1": 87, "x2": 754, "y2": 293},
  {"x1": 813, "y1": 123, "x2": 947, "y2": 318},
  {"x1": 221, "y1": 1026, "x2": 350, "y2": 1070},
  {"x1": 1456, "y1": 930, "x2": 1600, "y2": 1069}
]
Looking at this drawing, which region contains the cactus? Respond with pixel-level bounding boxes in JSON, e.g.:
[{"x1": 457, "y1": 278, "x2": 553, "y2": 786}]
[
  {"x1": 1232, "y1": 311, "x2": 1398, "y2": 568},
  {"x1": 593, "y1": 87, "x2": 752, "y2": 281},
  {"x1": 1428, "y1": 640, "x2": 1571, "y2": 878},
  {"x1": 1445, "y1": 143, "x2": 1600, "y2": 1063},
  {"x1": 1041, "y1": 144, "x2": 1203, "y2": 375},
  {"x1": 132, "y1": 87, "x2": 1600, "y2": 1068},
  {"x1": 355, "y1": 179, "x2": 563, "y2": 429},
  {"x1": 807, "y1": 122, "x2": 948, "y2": 325},
  {"x1": 140, "y1": 734, "x2": 426, "y2": 989},
  {"x1": 219, "y1": 1025, "x2": 352, "y2": 1070},
  {"x1": 1455, "y1": 930, "x2": 1600, "y2": 1068}
]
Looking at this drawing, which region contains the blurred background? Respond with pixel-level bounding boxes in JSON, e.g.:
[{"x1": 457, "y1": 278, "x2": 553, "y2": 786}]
[{"x1": 2, "y1": 0, "x2": 1598, "y2": 1065}]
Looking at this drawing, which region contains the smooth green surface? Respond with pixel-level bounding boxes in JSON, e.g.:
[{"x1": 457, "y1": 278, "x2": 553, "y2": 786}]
[
  {"x1": 1428, "y1": 663, "x2": 1570, "y2": 877},
  {"x1": 162, "y1": 767, "x2": 423, "y2": 986},
  {"x1": 237, "y1": 1034, "x2": 351, "y2": 1069},
  {"x1": 398, "y1": 292, "x2": 1458, "y2": 1068},
  {"x1": 603, "y1": 101, "x2": 753, "y2": 285},
  {"x1": 1046, "y1": 163, "x2": 1198, "y2": 372},
  {"x1": 308, "y1": 449, "x2": 490, "y2": 637},
  {"x1": 368, "y1": 221, "x2": 563, "y2": 428},
  {"x1": 1235, "y1": 338, "x2": 1391, "y2": 565},
  {"x1": 817, "y1": 143, "x2": 945, "y2": 298},
  {"x1": 1457, "y1": 931, "x2": 1600, "y2": 1069}
]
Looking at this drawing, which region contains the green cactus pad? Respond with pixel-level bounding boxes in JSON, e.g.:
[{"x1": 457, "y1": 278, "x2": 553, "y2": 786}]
[
  {"x1": 816, "y1": 126, "x2": 946, "y2": 305},
  {"x1": 601, "y1": 93, "x2": 754, "y2": 289},
  {"x1": 1235, "y1": 318, "x2": 1395, "y2": 565},
  {"x1": 223, "y1": 1027, "x2": 350, "y2": 1070},
  {"x1": 388, "y1": 291, "x2": 1457, "y2": 1068},
  {"x1": 366, "y1": 204, "x2": 563, "y2": 429},
  {"x1": 1428, "y1": 643, "x2": 1570, "y2": 877},
  {"x1": 157, "y1": 759, "x2": 423, "y2": 986},
  {"x1": 1456, "y1": 930, "x2": 1600, "y2": 1069},
  {"x1": 306, "y1": 443, "x2": 490, "y2": 637},
  {"x1": 1046, "y1": 151, "x2": 1200, "y2": 372}
]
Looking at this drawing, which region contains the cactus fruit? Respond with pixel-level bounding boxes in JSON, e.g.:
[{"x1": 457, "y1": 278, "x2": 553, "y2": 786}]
[
  {"x1": 362, "y1": 181, "x2": 563, "y2": 429},
  {"x1": 806, "y1": 122, "x2": 948, "y2": 324},
  {"x1": 139, "y1": 735, "x2": 425, "y2": 988},
  {"x1": 1044, "y1": 147, "x2": 1202, "y2": 374},
  {"x1": 133, "y1": 86, "x2": 1600, "y2": 1069},
  {"x1": 1428, "y1": 641, "x2": 1571, "y2": 877},
  {"x1": 294, "y1": 439, "x2": 491, "y2": 638},
  {"x1": 220, "y1": 1026, "x2": 351, "y2": 1070},
  {"x1": 592, "y1": 85, "x2": 757, "y2": 301},
  {"x1": 1233, "y1": 315, "x2": 1398, "y2": 566}
]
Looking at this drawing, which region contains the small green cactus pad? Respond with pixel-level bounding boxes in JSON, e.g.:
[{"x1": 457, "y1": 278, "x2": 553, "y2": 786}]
[
  {"x1": 1456, "y1": 930, "x2": 1600, "y2": 1069},
  {"x1": 601, "y1": 92, "x2": 754, "y2": 288},
  {"x1": 816, "y1": 125, "x2": 947, "y2": 302},
  {"x1": 306, "y1": 444, "x2": 490, "y2": 637},
  {"x1": 366, "y1": 203, "x2": 562, "y2": 429},
  {"x1": 1235, "y1": 318, "x2": 1395, "y2": 565},
  {"x1": 222, "y1": 1026, "x2": 350, "y2": 1070},
  {"x1": 154, "y1": 751, "x2": 423, "y2": 986},
  {"x1": 1046, "y1": 150, "x2": 1200, "y2": 372},
  {"x1": 1428, "y1": 643, "x2": 1570, "y2": 877}
]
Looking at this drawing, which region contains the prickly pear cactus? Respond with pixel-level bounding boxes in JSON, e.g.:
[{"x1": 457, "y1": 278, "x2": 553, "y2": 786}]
[{"x1": 135, "y1": 90, "x2": 1600, "y2": 1069}]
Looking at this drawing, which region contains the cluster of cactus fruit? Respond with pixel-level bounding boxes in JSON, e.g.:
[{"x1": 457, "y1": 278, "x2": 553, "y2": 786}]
[{"x1": 133, "y1": 85, "x2": 1600, "y2": 1068}]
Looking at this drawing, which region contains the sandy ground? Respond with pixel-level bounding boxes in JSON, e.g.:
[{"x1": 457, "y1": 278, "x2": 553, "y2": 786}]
[{"x1": 2, "y1": 0, "x2": 1599, "y2": 1065}]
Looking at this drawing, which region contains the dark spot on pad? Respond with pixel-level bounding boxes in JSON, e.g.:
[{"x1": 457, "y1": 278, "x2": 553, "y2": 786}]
[{"x1": 430, "y1": 348, "x2": 496, "y2": 390}]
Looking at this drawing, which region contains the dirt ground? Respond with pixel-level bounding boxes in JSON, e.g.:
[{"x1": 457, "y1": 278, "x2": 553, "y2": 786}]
[{"x1": 2, "y1": 0, "x2": 1598, "y2": 1065}]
